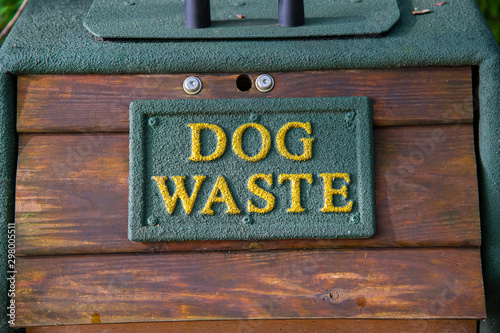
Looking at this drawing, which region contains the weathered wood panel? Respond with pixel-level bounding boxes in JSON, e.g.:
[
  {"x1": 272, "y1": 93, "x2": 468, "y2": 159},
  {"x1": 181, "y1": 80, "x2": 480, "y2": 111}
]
[
  {"x1": 25, "y1": 319, "x2": 479, "y2": 333},
  {"x1": 14, "y1": 125, "x2": 480, "y2": 255},
  {"x1": 17, "y1": 67, "x2": 473, "y2": 132},
  {"x1": 16, "y1": 249, "x2": 485, "y2": 327}
]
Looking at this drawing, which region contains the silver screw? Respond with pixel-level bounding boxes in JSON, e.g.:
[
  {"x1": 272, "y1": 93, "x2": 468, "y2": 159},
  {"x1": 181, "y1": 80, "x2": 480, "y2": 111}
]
[
  {"x1": 183, "y1": 76, "x2": 202, "y2": 95},
  {"x1": 255, "y1": 74, "x2": 274, "y2": 93}
]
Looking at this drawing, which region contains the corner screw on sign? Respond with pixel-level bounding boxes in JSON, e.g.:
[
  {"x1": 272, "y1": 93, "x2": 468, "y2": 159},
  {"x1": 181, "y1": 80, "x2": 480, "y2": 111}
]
[
  {"x1": 242, "y1": 216, "x2": 253, "y2": 225},
  {"x1": 147, "y1": 216, "x2": 157, "y2": 226},
  {"x1": 148, "y1": 117, "x2": 157, "y2": 127}
]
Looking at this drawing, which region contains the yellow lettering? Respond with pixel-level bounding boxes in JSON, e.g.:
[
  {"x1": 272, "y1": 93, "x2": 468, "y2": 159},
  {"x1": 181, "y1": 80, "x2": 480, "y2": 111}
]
[
  {"x1": 279, "y1": 173, "x2": 313, "y2": 213},
  {"x1": 153, "y1": 175, "x2": 206, "y2": 214},
  {"x1": 247, "y1": 174, "x2": 275, "y2": 213},
  {"x1": 188, "y1": 123, "x2": 226, "y2": 162},
  {"x1": 320, "y1": 173, "x2": 353, "y2": 213},
  {"x1": 276, "y1": 122, "x2": 314, "y2": 161},
  {"x1": 232, "y1": 123, "x2": 271, "y2": 162},
  {"x1": 201, "y1": 176, "x2": 241, "y2": 215}
]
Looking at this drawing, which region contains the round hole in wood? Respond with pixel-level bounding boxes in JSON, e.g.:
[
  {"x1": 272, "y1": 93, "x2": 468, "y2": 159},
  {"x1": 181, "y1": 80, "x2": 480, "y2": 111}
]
[{"x1": 236, "y1": 74, "x2": 252, "y2": 91}]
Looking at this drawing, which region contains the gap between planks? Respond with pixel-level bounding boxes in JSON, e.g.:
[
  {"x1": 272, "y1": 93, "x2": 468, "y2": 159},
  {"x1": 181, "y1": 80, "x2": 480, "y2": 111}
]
[{"x1": 25, "y1": 319, "x2": 480, "y2": 333}]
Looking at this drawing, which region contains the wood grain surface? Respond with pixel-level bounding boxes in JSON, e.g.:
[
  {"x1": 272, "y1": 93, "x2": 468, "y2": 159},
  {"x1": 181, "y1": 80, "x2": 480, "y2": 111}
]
[
  {"x1": 26, "y1": 319, "x2": 479, "y2": 333},
  {"x1": 14, "y1": 125, "x2": 480, "y2": 255},
  {"x1": 15, "y1": 68, "x2": 483, "y2": 330},
  {"x1": 17, "y1": 67, "x2": 473, "y2": 133},
  {"x1": 15, "y1": 249, "x2": 485, "y2": 327}
]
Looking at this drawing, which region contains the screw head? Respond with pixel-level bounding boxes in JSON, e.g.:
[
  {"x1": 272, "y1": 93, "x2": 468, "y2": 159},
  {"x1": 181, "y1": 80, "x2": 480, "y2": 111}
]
[
  {"x1": 147, "y1": 216, "x2": 157, "y2": 226},
  {"x1": 242, "y1": 216, "x2": 253, "y2": 225},
  {"x1": 249, "y1": 113, "x2": 260, "y2": 122},
  {"x1": 255, "y1": 74, "x2": 274, "y2": 93},
  {"x1": 183, "y1": 76, "x2": 202, "y2": 95},
  {"x1": 148, "y1": 117, "x2": 157, "y2": 127}
]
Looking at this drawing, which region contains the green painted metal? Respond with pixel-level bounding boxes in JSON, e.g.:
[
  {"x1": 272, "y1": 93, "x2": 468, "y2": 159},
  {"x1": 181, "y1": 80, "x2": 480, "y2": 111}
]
[
  {"x1": 129, "y1": 97, "x2": 375, "y2": 241},
  {"x1": 0, "y1": 72, "x2": 16, "y2": 333},
  {"x1": 0, "y1": 0, "x2": 499, "y2": 330},
  {"x1": 83, "y1": 0, "x2": 400, "y2": 39}
]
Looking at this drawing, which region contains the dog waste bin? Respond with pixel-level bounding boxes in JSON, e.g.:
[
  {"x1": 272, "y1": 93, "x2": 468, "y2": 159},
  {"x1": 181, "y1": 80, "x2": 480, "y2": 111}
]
[{"x1": 0, "y1": 0, "x2": 499, "y2": 331}]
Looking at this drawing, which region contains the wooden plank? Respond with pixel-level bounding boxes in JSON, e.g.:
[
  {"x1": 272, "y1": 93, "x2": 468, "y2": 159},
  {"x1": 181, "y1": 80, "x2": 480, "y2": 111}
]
[
  {"x1": 16, "y1": 249, "x2": 486, "y2": 326},
  {"x1": 17, "y1": 67, "x2": 473, "y2": 133},
  {"x1": 14, "y1": 125, "x2": 481, "y2": 255},
  {"x1": 25, "y1": 319, "x2": 479, "y2": 333}
]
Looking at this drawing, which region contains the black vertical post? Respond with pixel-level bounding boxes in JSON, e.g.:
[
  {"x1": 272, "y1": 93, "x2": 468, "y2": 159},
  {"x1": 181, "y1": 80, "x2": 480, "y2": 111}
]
[
  {"x1": 278, "y1": 0, "x2": 305, "y2": 27},
  {"x1": 185, "y1": 0, "x2": 211, "y2": 29}
]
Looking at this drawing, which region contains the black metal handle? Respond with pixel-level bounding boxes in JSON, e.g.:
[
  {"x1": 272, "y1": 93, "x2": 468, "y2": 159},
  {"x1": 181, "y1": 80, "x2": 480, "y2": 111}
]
[
  {"x1": 184, "y1": 0, "x2": 305, "y2": 29},
  {"x1": 278, "y1": 0, "x2": 304, "y2": 27},
  {"x1": 185, "y1": 0, "x2": 211, "y2": 29}
]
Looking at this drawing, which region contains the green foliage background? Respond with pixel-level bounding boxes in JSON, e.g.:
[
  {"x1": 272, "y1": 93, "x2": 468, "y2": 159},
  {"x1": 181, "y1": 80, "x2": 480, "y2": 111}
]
[
  {"x1": 0, "y1": 0, "x2": 499, "y2": 45},
  {"x1": 477, "y1": 0, "x2": 500, "y2": 44},
  {"x1": 0, "y1": 0, "x2": 23, "y2": 45}
]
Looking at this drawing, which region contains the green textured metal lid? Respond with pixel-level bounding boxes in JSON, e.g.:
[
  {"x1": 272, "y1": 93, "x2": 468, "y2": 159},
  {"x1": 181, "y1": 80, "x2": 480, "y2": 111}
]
[{"x1": 83, "y1": 0, "x2": 400, "y2": 39}]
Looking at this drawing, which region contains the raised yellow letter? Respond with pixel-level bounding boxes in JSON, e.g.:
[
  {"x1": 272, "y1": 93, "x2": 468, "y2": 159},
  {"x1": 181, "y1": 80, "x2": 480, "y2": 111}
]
[
  {"x1": 279, "y1": 173, "x2": 313, "y2": 213},
  {"x1": 248, "y1": 174, "x2": 275, "y2": 213},
  {"x1": 232, "y1": 123, "x2": 271, "y2": 162},
  {"x1": 276, "y1": 122, "x2": 314, "y2": 161},
  {"x1": 188, "y1": 123, "x2": 226, "y2": 162},
  {"x1": 153, "y1": 175, "x2": 206, "y2": 214},
  {"x1": 320, "y1": 173, "x2": 353, "y2": 213},
  {"x1": 201, "y1": 176, "x2": 241, "y2": 215}
]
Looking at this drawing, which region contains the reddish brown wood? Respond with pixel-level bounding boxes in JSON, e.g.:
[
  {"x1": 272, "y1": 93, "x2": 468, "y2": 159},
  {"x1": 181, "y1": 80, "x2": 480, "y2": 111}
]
[
  {"x1": 17, "y1": 67, "x2": 473, "y2": 133},
  {"x1": 14, "y1": 125, "x2": 480, "y2": 255},
  {"x1": 15, "y1": 249, "x2": 485, "y2": 327},
  {"x1": 25, "y1": 319, "x2": 479, "y2": 333}
]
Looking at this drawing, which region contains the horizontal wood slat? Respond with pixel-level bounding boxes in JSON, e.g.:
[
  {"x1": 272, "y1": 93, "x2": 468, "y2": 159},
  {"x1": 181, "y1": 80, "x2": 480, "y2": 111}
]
[
  {"x1": 26, "y1": 319, "x2": 479, "y2": 333},
  {"x1": 14, "y1": 125, "x2": 481, "y2": 255},
  {"x1": 16, "y1": 249, "x2": 485, "y2": 327},
  {"x1": 17, "y1": 67, "x2": 473, "y2": 133}
]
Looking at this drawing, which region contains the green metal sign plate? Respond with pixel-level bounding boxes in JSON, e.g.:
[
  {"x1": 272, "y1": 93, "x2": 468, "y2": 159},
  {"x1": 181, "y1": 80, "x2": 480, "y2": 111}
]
[
  {"x1": 84, "y1": 0, "x2": 400, "y2": 39},
  {"x1": 128, "y1": 97, "x2": 375, "y2": 242}
]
